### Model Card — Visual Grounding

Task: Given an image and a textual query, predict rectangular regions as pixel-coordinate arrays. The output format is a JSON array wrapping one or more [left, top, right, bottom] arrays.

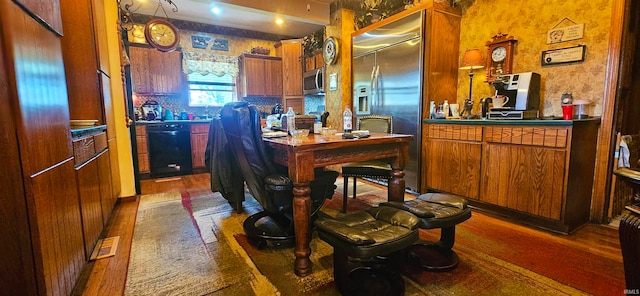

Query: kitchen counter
[[135, 119, 212, 125], [423, 119, 600, 234], [423, 117, 600, 125]]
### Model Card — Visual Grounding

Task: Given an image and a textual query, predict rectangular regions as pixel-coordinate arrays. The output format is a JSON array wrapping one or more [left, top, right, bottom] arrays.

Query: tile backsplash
[[134, 94, 282, 119]]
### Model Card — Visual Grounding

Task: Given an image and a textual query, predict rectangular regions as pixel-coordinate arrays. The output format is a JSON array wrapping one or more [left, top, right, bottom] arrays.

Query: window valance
[[182, 52, 238, 77]]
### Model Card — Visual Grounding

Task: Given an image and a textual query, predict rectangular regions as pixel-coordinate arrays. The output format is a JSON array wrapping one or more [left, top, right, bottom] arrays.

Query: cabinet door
[[284, 97, 304, 114], [149, 49, 183, 93], [425, 139, 482, 199], [243, 56, 266, 96], [481, 143, 566, 220], [190, 124, 210, 169], [129, 47, 152, 93], [281, 43, 303, 96], [265, 59, 283, 97], [76, 158, 104, 259], [97, 150, 114, 226]]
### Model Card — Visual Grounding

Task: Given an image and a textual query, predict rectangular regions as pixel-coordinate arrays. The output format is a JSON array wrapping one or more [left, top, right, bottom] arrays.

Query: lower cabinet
[[76, 155, 103, 259], [72, 129, 114, 259], [136, 125, 149, 173], [423, 120, 600, 234], [190, 123, 209, 169]]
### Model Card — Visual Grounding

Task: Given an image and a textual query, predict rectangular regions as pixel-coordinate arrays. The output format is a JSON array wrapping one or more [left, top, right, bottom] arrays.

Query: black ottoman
[[314, 207, 419, 296], [381, 192, 471, 271]]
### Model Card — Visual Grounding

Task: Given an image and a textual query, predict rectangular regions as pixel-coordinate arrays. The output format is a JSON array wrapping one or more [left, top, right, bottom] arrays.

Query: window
[[187, 73, 236, 106]]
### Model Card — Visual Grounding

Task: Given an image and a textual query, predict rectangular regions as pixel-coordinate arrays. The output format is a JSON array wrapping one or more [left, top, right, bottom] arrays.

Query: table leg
[[389, 168, 405, 202], [292, 182, 312, 276]]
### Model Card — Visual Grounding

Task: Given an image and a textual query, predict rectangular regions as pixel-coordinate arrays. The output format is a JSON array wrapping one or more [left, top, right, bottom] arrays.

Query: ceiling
[[123, 0, 335, 38]]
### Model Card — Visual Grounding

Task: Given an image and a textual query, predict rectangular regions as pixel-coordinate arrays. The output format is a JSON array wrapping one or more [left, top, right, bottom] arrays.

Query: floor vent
[[89, 236, 120, 261]]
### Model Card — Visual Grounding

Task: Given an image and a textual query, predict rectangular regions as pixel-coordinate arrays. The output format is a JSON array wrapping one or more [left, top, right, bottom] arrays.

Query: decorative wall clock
[[485, 32, 517, 82], [323, 36, 339, 65], [144, 18, 180, 52]]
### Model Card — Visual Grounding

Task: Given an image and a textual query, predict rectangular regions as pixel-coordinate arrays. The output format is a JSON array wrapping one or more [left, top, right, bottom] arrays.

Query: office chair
[[341, 115, 393, 212], [220, 102, 338, 249]]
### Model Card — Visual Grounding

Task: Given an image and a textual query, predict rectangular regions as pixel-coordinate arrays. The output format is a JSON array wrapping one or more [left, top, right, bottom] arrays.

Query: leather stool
[[380, 192, 471, 271], [314, 207, 419, 296]]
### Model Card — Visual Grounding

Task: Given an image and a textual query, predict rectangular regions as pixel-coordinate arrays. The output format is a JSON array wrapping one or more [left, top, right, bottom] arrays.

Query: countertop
[[135, 119, 212, 125], [71, 125, 107, 138], [423, 117, 601, 126]]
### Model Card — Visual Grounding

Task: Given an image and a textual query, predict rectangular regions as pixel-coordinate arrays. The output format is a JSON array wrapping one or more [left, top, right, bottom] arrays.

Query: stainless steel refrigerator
[[352, 10, 424, 192]]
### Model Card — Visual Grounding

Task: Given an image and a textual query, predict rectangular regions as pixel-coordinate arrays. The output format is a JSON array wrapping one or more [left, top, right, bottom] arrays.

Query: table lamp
[[459, 49, 485, 102]]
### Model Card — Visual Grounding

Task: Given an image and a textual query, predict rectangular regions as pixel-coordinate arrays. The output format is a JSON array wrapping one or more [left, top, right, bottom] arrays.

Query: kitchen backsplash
[[134, 94, 283, 119]]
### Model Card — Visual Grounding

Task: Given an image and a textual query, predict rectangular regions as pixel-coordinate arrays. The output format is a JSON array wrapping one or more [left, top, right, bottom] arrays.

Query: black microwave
[[303, 67, 325, 95]]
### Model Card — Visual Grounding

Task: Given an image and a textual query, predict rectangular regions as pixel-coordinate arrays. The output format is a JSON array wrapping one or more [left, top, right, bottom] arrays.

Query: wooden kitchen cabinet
[[304, 51, 324, 72], [190, 123, 210, 169], [129, 46, 184, 94], [76, 153, 103, 259], [424, 124, 482, 199], [136, 125, 150, 173], [423, 120, 600, 234], [238, 53, 283, 97], [276, 39, 303, 97]]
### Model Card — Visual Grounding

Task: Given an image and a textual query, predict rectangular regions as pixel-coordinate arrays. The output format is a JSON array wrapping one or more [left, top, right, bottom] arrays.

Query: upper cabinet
[[275, 39, 303, 97], [60, 0, 108, 123], [304, 51, 324, 72], [129, 46, 184, 94], [238, 53, 283, 98]]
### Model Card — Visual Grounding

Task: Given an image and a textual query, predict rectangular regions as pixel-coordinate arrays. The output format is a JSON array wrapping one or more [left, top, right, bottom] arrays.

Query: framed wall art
[[211, 39, 229, 51], [191, 35, 211, 49]]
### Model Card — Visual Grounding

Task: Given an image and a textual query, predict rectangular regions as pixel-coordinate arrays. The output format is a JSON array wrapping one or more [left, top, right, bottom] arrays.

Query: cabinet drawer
[[485, 126, 568, 148], [94, 132, 107, 152], [73, 137, 95, 165], [427, 124, 482, 142]]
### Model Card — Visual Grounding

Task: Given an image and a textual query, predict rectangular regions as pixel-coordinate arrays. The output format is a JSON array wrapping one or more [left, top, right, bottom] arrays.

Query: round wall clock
[[323, 36, 339, 65], [144, 18, 180, 52], [485, 33, 517, 82]]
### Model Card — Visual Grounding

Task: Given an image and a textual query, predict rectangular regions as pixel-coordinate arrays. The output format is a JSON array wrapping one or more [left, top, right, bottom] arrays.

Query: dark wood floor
[[72, 173, 625, 295]]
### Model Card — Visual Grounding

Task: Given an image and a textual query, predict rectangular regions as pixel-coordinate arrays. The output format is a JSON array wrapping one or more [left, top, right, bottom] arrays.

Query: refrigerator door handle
[[370, 65, 376, 105], [374, 65, 380, 107]]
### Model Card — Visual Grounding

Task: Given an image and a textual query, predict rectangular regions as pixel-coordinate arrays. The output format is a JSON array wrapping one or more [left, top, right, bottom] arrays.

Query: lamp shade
[[459, 49, 484, 70]]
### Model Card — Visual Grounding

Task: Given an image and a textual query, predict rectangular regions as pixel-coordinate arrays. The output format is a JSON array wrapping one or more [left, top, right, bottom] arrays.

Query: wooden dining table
[[262, 132, 413, 277]]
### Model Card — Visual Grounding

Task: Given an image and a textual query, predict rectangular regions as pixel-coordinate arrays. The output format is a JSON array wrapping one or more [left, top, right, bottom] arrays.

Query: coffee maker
[[488, 72, 541, 119]]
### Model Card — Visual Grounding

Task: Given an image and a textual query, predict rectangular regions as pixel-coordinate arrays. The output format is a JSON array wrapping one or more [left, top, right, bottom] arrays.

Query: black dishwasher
[[147, 123, 193, 178]]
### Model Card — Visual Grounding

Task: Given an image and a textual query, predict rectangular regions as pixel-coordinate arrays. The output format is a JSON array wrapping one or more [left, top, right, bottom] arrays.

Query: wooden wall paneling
[[423, 7, 461, 114], [29, 160, 85, 296], [91, 0, 110, 75], [591, 0, 625, 222], [0, 3, 37, 293]]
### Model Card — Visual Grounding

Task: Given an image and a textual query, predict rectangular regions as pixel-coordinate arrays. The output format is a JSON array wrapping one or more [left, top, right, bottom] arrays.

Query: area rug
[[125, 188, 605, 295], [124, 189, 275, 295]]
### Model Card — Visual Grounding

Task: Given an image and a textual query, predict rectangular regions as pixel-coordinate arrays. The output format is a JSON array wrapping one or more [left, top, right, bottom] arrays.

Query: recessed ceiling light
[[275, 18, 284, 25], [211, 6, 221, 15]]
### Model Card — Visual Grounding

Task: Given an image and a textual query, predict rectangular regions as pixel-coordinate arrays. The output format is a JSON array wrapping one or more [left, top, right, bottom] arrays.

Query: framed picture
[[191, 35, 211, 49], [541, 45, 586, 66], [211, 39, 229, 51]]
